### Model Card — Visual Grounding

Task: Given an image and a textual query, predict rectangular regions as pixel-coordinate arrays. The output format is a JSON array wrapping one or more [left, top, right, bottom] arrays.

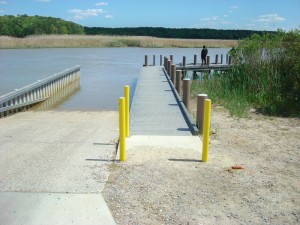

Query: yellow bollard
[[202, 99, 212, 162], [124, 85, 130, 138], [119, 97, 126, 161]]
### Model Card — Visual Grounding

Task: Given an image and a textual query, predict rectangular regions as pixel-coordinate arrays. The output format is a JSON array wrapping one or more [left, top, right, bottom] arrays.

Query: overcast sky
[[0, 0, 299, 30]]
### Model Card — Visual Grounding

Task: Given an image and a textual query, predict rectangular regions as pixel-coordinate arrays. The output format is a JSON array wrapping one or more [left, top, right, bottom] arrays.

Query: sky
[[0, 0, 299, 31]]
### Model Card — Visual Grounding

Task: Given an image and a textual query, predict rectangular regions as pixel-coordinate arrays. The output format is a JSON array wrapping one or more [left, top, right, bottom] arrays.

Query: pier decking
[[176, 64, 231, 72], [130, 66, 194, 136]]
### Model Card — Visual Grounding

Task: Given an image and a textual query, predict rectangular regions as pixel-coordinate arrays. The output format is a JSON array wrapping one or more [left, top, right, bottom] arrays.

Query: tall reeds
[[0, 35, 237, 49], [192, 30, 300, 117]]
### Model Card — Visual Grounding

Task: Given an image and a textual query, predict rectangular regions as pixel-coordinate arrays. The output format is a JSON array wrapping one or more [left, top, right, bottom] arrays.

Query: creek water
[[0, 47, 230, 111]]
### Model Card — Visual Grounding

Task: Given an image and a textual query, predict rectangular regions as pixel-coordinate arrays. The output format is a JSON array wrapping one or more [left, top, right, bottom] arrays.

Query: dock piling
[[167, 60, 171, 76], [183, 78, 191, 110], [197, 94, 208, 134], [194, 55, 197, 65], [171, 64, 176, 85], [144, 55, 148, 67], [215, 54, 218, 64], [176, 70, 182, 96], [207, 56, 210, 65]]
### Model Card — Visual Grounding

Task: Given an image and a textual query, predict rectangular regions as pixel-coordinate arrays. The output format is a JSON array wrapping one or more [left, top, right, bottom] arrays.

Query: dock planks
[[130, 66, 192, 136]]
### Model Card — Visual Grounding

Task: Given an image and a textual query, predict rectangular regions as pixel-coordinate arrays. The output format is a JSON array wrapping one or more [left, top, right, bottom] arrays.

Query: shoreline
[[0, 35, 238, 49]]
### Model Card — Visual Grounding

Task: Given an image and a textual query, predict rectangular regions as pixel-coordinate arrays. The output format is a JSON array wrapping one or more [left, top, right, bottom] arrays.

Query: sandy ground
[[102, 99, 300, 224]]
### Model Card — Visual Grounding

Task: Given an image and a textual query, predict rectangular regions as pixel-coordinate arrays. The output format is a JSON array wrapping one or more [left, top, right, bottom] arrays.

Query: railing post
[[221, 54, 223, 64], [229, 56, 232, 65], [226, 54, 229, 64], [183, 56, 186, 66], [183, 78, 191, 110], [170, 55, 173, 64], [153, 55, 155, 66], [207, 56, 210, 65], [194, 54, 197, 65], [197, 94, 208, 134], [176, 70, 182, 96], [171, 64, 176, 85]]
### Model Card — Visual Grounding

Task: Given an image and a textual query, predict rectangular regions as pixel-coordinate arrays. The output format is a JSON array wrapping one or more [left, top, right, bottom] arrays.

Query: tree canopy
[[84, 26, 269, 40], [0, 15, 85, 37], [0, 15, 274, 39]]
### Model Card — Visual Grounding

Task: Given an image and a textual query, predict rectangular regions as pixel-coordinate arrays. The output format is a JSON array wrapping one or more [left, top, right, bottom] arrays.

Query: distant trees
[[84, 27, 269, 40], [0, 15, 85, 37], [0, 15, 273, 40]]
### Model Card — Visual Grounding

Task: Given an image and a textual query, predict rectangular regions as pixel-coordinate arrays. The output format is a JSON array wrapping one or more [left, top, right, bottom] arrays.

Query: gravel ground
[[103, 100, 300, 224]]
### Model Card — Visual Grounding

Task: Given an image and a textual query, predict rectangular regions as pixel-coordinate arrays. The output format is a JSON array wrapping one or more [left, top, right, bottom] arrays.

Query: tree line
[[0, 15, 273, 39], [84, 27, 269, 40], [0, 15, 85, 37]]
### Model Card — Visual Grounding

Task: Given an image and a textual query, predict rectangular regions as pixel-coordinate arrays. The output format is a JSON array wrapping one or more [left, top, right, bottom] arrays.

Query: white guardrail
[[0, 65, 80, 117]]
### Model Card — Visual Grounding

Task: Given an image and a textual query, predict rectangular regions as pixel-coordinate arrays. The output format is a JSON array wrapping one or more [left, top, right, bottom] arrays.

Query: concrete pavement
[[0, 111, 118, 224]]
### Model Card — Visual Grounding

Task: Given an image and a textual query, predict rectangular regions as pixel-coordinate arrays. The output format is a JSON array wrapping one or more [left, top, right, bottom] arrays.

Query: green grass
[[191, 30, 300, 117]]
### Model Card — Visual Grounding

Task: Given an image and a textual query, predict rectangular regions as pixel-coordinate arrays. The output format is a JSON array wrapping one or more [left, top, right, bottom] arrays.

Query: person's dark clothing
[[201, 46, 208, 65]]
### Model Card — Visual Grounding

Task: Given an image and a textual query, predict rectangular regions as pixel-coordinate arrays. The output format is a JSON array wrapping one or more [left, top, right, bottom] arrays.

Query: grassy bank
[[0, 35, 238, 49], [191, 30, 300, 117]]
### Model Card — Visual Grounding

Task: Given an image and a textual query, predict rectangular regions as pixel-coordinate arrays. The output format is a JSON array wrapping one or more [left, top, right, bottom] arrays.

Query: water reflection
[[32, 80, 80, 111]]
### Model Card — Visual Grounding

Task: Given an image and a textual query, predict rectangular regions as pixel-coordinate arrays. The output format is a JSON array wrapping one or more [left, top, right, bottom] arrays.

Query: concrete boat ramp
[[0, 66, 201, 224]]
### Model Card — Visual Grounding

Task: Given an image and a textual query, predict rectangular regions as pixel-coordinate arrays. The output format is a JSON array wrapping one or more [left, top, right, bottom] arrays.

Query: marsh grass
[[191, 30, 300, 117], [0, 35, 238, 49]]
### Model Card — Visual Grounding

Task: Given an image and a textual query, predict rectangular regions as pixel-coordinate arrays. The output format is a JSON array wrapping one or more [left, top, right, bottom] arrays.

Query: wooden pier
[[130, 66, 198, 136], [176, 63, 231, 72]]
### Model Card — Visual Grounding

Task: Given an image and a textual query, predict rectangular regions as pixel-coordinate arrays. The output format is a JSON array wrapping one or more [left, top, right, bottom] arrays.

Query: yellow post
[[119, 97, 126, 161], [124, 85, 130, 137], [202, 99, 212, 162]]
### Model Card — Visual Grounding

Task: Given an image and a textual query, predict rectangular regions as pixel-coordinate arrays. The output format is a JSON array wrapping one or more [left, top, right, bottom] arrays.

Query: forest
[[0, 15, 272, 39], [84, 27, 268, 40], [0, 15, 85, 37]]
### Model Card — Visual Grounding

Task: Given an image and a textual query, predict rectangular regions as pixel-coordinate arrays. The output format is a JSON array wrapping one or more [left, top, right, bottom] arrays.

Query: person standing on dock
[[201, 45, 208, 65]]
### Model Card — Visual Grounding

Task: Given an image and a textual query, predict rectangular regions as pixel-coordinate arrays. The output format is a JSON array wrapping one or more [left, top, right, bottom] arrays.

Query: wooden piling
[[144, 55, 148, 67], [171, 64, 176, 85], [194, 54, 197, 65], [170, 55, 174, 64], [215, 54, 218, 64], [183, 78, 191, 111], [183, 56, 186, 66], [197, 94, 208, 134], [167, 60, 171, 76], [176, 70, 182, 96]]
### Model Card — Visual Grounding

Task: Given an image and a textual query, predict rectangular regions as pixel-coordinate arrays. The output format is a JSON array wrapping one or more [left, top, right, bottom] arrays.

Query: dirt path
[[103, 101, 300, 224]]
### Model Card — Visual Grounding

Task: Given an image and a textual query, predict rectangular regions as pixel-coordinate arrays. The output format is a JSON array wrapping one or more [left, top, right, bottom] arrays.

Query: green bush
[[192, 30, 300, 117]]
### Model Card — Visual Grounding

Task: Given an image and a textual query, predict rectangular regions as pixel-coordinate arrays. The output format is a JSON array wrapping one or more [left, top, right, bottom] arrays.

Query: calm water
[[0, 48, 230, 110]]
